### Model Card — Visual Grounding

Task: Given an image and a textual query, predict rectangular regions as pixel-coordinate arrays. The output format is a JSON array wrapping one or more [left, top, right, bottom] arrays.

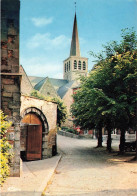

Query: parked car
[[124, 141, 136, 152]]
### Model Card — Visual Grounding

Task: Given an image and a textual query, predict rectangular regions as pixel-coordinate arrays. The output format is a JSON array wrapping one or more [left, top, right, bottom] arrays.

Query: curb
[[40, 154, 62, 196], [57, 130, 93, 139]]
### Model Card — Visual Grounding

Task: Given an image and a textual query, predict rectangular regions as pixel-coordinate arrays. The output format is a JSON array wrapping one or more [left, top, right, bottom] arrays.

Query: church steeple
[[63, 10, 88, 81], [70, 13, 80, 57]]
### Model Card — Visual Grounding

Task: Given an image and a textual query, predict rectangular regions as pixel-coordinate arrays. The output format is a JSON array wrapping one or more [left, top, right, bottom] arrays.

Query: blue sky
[[20, 0, 137, 78]]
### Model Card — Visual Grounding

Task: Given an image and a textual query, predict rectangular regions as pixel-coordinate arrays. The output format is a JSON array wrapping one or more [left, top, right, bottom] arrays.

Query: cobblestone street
[[44, 135, 137, 196]]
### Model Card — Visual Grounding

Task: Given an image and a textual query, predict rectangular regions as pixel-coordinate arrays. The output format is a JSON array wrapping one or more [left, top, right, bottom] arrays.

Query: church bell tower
[[63, 12, 88, 81]]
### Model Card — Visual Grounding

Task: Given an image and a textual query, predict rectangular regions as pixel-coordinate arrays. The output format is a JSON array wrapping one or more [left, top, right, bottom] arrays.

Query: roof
[[57, 80, 77, 98], [48, 78, 68, 90], [70, 13, 80, 57], [28, 76, 45, 87], [34, 77, 68, 91]]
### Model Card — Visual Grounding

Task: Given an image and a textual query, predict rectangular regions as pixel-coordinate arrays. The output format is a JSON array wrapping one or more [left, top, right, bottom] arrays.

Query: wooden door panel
[[22, 113, 42, 125], [26, 125, 42, 161]]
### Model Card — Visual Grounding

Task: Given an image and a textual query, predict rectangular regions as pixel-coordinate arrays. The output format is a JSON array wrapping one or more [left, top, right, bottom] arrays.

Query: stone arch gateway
[[20, 95, 58, 160], [21, 107, 49, 133], [20, 107, 49, 161]]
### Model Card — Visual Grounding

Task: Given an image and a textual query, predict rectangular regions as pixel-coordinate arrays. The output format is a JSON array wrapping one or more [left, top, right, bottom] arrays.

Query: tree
[[52, 97, 67, 127], [71, 28, 137, 153]]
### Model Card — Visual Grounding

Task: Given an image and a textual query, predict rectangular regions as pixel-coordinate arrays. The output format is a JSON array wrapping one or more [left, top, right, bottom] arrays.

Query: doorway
[[21, 113, 42, 161]]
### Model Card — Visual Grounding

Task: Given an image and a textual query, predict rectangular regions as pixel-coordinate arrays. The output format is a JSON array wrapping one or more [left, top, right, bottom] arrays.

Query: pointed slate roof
[[70, 13, 80, 57], [57, 80, 80, 99], [34, 77, 68, 91], [28, 76, 45, 87], [33, 77, 69, 97]]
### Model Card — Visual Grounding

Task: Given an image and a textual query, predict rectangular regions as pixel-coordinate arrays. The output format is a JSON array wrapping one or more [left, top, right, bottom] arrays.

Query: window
[[83, 61, 86, 70], [69, 61, 70, 71], [65, 63, 66, 72], [67, 62, 68, 71], [74, 60, 77, 69], [78, 61, 81, 70]]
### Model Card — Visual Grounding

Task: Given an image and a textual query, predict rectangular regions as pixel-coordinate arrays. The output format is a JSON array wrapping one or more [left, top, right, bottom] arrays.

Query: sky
[[20, 0, 137, 78]]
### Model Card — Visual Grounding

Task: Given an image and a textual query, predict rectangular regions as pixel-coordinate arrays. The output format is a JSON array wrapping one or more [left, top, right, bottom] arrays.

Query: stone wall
[[20, 95, 57, 158], [20, 65, 34, 96], [62, 81, 79, 128], [1, 0, 21, 177]]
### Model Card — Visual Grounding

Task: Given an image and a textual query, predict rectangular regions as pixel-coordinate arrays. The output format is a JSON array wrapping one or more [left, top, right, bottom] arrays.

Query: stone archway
[[20, 107, 49, 160]]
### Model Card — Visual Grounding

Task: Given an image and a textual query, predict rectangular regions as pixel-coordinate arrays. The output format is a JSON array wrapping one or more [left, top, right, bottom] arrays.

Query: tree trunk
[[107, 129, 112, 152], [97, 127, 103, 147], [119, 128, 125, 154]]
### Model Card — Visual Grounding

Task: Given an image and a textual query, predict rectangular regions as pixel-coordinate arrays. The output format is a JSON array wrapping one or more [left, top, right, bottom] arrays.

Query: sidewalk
[[1, 154, 61, 196]]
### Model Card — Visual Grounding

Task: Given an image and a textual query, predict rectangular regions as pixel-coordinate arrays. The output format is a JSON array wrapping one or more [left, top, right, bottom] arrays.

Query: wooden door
[[26, 125, 42, 161], [22, 113, 42, 161]]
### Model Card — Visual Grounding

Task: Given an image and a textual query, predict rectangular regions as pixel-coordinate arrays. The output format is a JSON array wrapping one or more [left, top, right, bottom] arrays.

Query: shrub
[[0, 153, 10, 185], [0, 110, 12, 186]]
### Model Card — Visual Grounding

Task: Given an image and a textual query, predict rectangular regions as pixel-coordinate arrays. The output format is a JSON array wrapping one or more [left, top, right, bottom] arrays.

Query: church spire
[[70, 12, 81, 57]]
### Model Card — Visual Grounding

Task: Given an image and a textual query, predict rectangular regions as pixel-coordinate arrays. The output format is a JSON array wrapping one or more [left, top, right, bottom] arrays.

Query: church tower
[[63, 13, 88, 81]]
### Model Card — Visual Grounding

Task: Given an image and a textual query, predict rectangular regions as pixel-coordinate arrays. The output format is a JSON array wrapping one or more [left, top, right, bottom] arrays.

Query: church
[[21, 12, 88, 128]]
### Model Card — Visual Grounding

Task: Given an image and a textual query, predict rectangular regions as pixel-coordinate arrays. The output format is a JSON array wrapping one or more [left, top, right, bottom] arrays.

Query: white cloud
[[31, 17, 53, 27], [27, 33, 70, 50], [20, 56, 63, 78]]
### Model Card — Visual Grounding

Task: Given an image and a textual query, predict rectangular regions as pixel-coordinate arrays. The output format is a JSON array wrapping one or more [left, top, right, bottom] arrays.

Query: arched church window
[[83, 61, 86, 70], [74, 60, 77, 69], [78, 61, 81, 70], [69, 61, 70, 71], [65, 63, 66, 72], [67, 62, 68, 71]]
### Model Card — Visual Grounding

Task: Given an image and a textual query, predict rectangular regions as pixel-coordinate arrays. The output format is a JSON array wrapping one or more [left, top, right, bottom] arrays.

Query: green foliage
[[31, 90, 52, 101], [0, 154, 10, 185], [52, 97, 67, 127], [71, 28, 137, 132], [31, 91, 67, 127], [0, 110, 12, 186]]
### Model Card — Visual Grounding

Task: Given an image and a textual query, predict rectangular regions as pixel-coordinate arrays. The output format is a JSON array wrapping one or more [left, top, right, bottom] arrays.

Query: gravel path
[[44, 135, 137, 196]]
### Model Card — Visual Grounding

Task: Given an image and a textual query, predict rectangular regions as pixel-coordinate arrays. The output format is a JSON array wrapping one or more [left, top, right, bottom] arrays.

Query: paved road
[[44, 135, 137, 196]]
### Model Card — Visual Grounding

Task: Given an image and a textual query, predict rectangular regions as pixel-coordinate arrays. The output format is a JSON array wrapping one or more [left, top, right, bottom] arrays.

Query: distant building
[[26, 12, 88, 128]]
